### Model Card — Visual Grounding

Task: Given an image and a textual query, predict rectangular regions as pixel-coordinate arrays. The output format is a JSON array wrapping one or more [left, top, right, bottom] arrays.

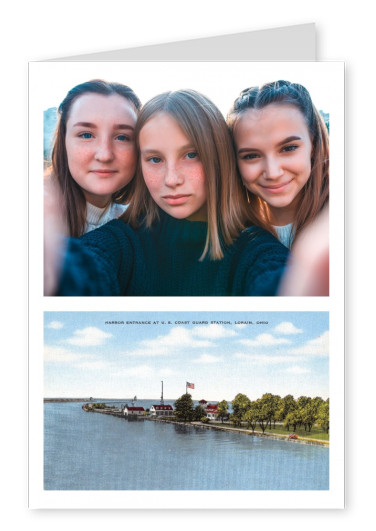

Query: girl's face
[[139, 112, 207, 221], [65, 93, 138, 208], [234, 103, 312, 225]]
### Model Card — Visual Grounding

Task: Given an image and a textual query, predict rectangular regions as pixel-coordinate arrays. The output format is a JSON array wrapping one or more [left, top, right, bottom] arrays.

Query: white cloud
[[239, 333, 291, 347], [114, 365, 154, 377], [192, 324, 236, 339], [285, 366, 311, 374], [235, 323, 247, 329], [289, 331, 329, 356], [46, 321, 64, 329], [44, 345, 95, 364], [234, 352, 299, 365], [75, 361, 108, 370], [193, 354, 221, 364], [66, 327, 113, 347], [44, 345, 77, 362], [274, 322, 303, 335], [127, 326, 214, 356]]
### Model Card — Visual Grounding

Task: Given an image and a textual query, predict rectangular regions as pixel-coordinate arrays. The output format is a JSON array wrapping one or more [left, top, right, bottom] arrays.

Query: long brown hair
[[122, 89, 252, 260], [227, 80, 329, 245], [50, 79, 141, 237]]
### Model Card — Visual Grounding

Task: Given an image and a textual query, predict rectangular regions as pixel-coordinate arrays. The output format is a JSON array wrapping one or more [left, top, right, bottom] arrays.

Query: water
[[44, 401, 329, 490]]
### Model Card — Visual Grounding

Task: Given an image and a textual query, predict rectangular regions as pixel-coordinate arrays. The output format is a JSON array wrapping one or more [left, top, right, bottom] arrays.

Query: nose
[[95, 137, 114, 162], [264, 156, 284, 180], [164, 161, 184, 187]]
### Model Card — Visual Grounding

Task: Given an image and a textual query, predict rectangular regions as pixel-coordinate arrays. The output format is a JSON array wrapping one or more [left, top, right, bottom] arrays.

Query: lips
[[91, 169, 118, 178], [260, 180, 293, 193], [162, 194, 191, 205]]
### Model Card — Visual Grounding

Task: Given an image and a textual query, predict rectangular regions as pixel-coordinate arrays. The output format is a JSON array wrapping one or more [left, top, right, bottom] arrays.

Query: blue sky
[[44, 311, 329, 401]]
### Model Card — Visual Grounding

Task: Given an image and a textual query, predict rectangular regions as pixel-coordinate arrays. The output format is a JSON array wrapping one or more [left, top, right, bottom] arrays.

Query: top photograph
[[33, 61, 343, 297]]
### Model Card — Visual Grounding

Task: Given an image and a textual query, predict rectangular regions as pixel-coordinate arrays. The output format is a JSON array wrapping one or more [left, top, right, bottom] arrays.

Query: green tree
[[217, 400, 229, 423], [231, 393, 251, 427], [193, 405, 206, 421], [281, 394, 297, 421], [260, 393, 282, 428], [317, 399, 329, 433], [174, 393, 194, 422], [243, 401, 259, 432]]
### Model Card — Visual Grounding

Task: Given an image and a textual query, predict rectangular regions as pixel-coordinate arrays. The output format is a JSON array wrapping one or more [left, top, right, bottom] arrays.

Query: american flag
[[186, 382, 195, 389]]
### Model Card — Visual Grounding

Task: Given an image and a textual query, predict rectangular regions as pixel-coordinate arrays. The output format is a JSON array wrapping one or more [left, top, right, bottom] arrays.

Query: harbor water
[[44, 401, 329, 490]]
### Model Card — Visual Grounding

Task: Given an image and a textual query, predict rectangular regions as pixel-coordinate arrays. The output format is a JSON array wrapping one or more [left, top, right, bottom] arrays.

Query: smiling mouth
[[261, 180, 293, 193]]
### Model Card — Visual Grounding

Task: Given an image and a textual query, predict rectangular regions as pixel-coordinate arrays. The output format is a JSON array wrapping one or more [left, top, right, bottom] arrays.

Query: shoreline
[[85, 406, 329, 447]]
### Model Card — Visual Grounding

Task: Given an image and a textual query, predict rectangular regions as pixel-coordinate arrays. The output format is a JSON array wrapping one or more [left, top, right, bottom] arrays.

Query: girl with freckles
[[47, 89, 289, 296], [227, 80, 329, 249], [48, 79, 141, 237]]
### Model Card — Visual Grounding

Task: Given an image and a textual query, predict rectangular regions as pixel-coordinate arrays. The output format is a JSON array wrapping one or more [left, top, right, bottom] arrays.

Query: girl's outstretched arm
[[278, 207, 329, 296]]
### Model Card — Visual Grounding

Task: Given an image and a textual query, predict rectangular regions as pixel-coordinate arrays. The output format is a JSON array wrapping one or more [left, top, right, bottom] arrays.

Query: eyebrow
[[141, 144, 195, 155], [72, 121, 134, 130], [237, 135, 302, 154]]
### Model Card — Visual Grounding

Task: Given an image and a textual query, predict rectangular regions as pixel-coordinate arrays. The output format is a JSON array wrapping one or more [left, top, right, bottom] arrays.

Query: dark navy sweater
[[58, 212, 289, 296]]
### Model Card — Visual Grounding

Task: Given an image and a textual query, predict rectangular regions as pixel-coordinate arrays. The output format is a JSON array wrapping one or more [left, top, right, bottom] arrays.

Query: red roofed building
[[206, 404, 218, 420], [150, 404, 174, 417]]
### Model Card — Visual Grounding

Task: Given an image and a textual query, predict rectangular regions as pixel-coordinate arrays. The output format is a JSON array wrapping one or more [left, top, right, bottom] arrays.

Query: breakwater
[[83, 405, 328, 447]]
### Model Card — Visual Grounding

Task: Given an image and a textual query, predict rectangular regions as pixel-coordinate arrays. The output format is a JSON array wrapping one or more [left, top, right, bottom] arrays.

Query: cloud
[[127, 326, 214, 356], [75, 361, 108, 370], [44, 345, 94, 364], [192, 324, 236, 339], [235, 323, 247, 329], [65, 327, 113, 347], [289, 331, 329, 356], [114, 365, 154, 377], [239, 333, 291, 347], [274, 322, 303, 335], [193, 354, 221, 364], [46, 321, 64, 329], [234, 352, 298, 365], [285, 366, 311, 374]]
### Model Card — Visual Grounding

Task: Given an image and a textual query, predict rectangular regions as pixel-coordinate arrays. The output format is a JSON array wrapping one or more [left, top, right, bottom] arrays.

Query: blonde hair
[[227, 80, 329, 245], [123, 89, 252, 260]]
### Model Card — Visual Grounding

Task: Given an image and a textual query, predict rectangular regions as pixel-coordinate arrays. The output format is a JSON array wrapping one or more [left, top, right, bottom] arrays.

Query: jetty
[[81, 404, 328, 447]]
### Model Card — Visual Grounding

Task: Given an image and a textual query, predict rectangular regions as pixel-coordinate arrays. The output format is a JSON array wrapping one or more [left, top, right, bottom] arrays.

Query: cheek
[[119, 148, 137, 174], [238, 162, 258, 185], [66, 142, 91, 172], [142, 164, 163, 193]]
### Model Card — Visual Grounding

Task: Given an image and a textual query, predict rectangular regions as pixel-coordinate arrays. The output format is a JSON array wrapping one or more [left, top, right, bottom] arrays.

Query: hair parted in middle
[[227, 79, 329, 244], [122, 89, 254, 260]]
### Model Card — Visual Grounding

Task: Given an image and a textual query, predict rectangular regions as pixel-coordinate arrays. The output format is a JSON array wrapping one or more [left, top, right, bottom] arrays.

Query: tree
[[174, 393, 194, 422], [231, 393, 251, 427], [317, 399, 329, 433], [260, 393, 282, 428], [216, 400, 229, 423], [193, 405, 206, 421], [243, 401, 259, 432]]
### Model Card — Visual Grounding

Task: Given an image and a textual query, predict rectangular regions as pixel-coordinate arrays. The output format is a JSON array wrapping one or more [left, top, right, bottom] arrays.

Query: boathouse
[[123, 406, 145, 417], [150, 404, 174, 417]]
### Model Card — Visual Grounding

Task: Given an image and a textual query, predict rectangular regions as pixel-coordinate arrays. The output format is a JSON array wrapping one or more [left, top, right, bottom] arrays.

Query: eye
[[282, 144, 299, 153], [186, 151, 198, 160], [78, 132, 93, 139], [116, 134, 131, 142], [149, 156, 162, 164], [241, 152, 260, 161]]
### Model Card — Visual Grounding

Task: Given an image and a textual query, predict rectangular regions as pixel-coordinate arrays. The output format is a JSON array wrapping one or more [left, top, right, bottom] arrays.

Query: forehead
[[140, 112, 191, 144], [235, 103, 309, 140], [67, 93, 137, 123]]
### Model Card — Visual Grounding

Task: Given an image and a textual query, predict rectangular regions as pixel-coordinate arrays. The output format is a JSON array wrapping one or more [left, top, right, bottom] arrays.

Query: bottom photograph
[[43, 311, 329, 492]]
